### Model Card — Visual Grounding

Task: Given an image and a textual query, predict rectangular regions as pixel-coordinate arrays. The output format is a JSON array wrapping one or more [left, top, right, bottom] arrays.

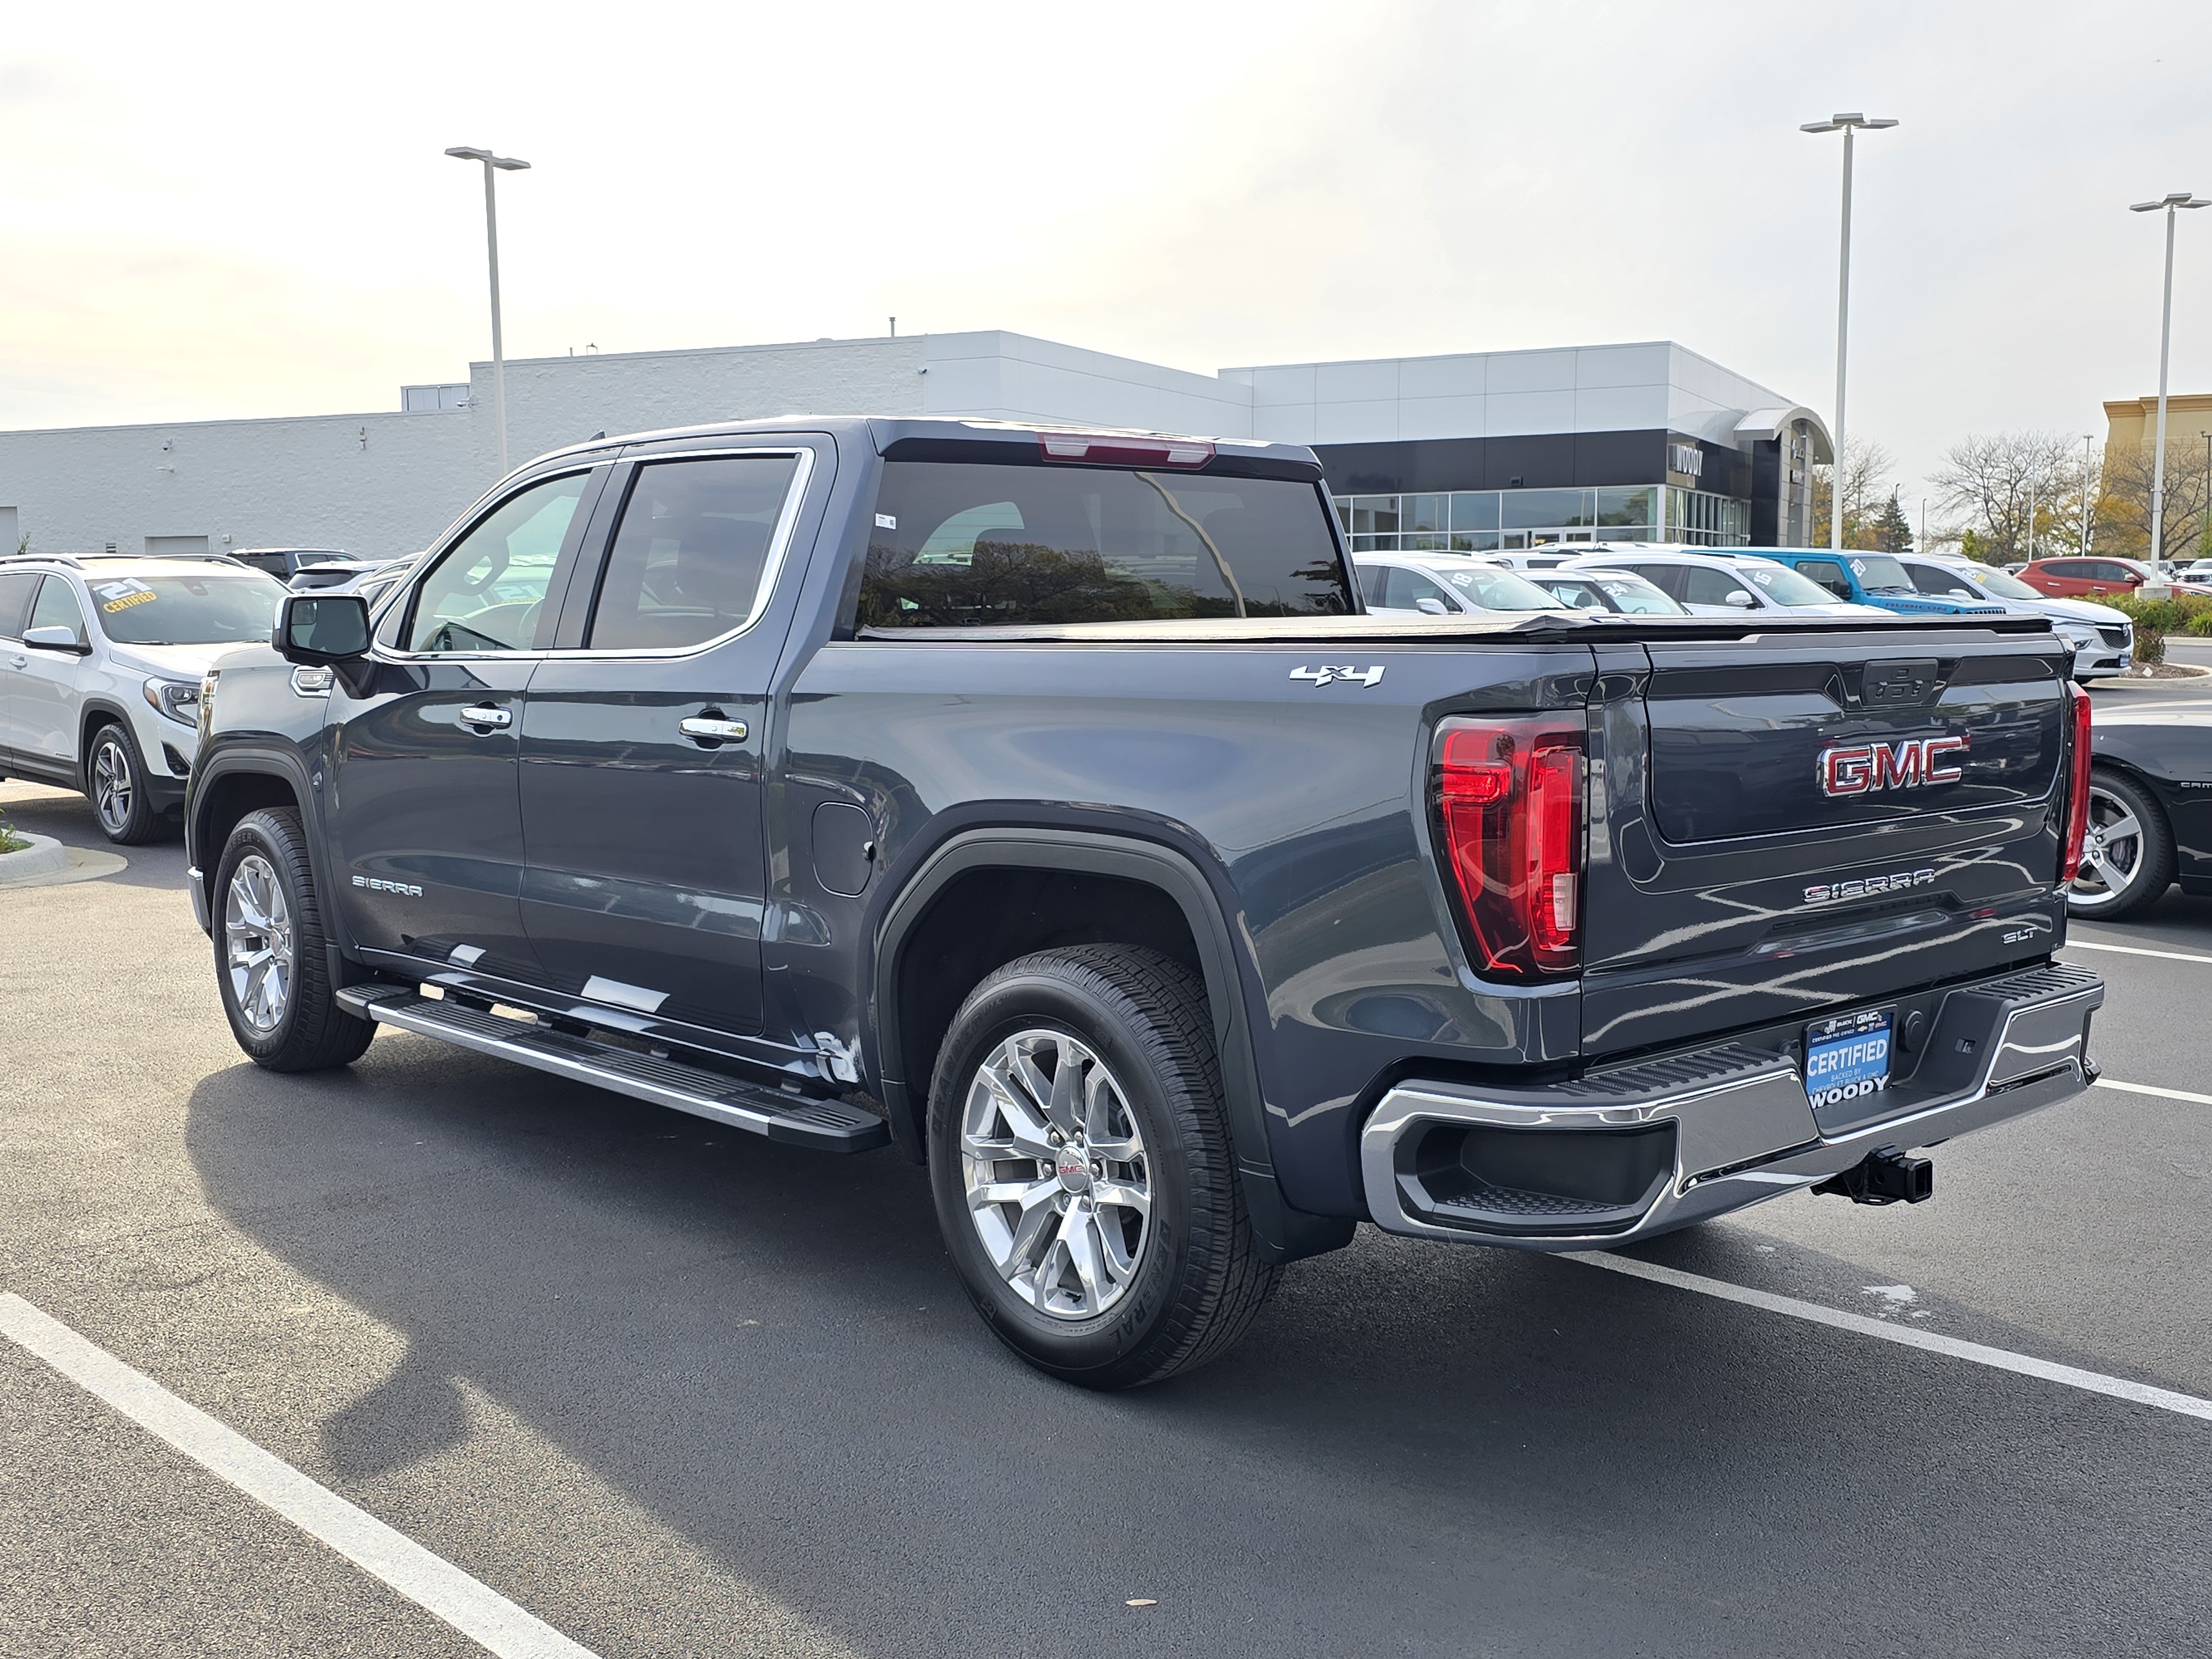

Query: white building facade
[[0, 331, 1829, 562]]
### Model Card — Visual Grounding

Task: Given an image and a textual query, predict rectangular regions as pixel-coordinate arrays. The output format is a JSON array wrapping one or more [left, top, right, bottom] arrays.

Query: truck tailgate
[[1580, 627, 2072, 1057]]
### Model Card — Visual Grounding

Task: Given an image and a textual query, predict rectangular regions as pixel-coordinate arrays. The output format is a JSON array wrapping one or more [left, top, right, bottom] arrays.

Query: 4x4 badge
[[1291, 665, 1384, 687]]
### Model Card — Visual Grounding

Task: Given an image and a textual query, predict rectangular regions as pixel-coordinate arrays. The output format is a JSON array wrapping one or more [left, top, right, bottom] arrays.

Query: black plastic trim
[[870, 824, 1354, 1263]]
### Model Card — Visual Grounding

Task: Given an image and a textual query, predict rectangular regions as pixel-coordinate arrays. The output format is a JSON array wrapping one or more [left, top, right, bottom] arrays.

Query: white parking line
[[2095, 1078, 2212, 1107], [1568, 1253, 2212, 1424], [0, 1292, 600, 1659], [2063, 940, 2212, 966]]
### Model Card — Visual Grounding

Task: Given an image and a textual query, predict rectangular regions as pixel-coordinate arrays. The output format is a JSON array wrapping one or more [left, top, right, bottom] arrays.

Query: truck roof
[[523, 415, 1325, 481]]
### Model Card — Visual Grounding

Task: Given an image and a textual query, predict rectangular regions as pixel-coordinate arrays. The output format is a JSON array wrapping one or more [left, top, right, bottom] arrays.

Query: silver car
[[1899, 554, 2131, 680]]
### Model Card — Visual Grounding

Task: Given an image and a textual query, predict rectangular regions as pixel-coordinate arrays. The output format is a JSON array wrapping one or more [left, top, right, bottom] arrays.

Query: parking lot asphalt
[[4, 747, 2210, 1659]]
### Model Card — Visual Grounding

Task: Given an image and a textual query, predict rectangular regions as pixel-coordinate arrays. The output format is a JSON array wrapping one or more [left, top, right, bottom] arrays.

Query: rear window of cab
[[856, 461, 1354, 627]]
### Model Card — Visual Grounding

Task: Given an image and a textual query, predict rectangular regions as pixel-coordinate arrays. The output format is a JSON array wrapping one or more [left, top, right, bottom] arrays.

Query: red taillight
[[1037, 431, 1214, 468], [1436, 716, 1585, 978], [2059, 680, 2093, 884]]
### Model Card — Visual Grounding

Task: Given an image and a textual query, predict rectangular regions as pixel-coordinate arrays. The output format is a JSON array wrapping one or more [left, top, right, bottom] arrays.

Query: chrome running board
[[337, 985, 887, 1154]]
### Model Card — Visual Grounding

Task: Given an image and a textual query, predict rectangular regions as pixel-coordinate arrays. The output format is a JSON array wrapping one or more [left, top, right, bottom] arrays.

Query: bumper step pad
[[336, 985, 887, 1154]]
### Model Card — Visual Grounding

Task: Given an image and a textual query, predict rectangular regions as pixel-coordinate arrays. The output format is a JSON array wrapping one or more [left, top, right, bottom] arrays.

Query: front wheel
[[2067, 769, 2175, 921], [213, 806, 375, 1071], [87, 721, 163, 844], [927, 945, 1279, 1390]]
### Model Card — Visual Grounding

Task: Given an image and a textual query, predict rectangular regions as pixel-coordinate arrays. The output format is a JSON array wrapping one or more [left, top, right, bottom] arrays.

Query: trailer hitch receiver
[[1812, 1143, 1933, 1206]]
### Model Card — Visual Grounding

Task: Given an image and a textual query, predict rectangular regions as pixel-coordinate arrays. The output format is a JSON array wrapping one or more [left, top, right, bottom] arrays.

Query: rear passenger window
[[857, 461, 1353, 627], [587, 456, 801, 651]]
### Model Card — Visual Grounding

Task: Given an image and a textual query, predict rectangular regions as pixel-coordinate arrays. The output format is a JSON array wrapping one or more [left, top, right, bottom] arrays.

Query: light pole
[[1802, 112, 1898, 552], [446, 145, 532, 477], [2128, 190, 2209, 564], [2082, 434, 2095, 557]]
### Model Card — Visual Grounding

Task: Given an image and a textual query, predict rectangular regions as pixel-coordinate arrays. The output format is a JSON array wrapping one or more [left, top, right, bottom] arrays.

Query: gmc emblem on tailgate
[[1817, 734, 1969, 798]]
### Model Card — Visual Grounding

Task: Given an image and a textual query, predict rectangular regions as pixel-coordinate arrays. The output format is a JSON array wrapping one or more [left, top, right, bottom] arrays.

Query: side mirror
[[23, 624, 88, 654], [1724, 590, 1757, 608], [274, 593, 371, 665], [1415, 597, 1449, 615]]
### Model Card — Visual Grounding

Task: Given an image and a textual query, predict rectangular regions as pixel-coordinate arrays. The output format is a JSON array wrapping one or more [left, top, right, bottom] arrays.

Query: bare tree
[[2097, 438, 2211, 565], [1928, 432, 2089, 563], [1808, 438, 1895, 549]]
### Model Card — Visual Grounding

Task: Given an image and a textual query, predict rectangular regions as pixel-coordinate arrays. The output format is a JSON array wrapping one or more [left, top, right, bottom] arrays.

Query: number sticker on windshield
[[94, 578, 156, 614]]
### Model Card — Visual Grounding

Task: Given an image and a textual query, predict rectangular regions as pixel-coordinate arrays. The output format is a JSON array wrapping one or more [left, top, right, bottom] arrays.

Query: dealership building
[[0, 331, 1830, 562]]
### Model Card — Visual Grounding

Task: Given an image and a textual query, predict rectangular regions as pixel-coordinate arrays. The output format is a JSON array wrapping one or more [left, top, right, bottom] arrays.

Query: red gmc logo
[[1818, 734, 1969, 797]]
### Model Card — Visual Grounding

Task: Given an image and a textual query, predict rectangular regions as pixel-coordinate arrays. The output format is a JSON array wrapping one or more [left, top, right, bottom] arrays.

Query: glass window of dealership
[[1314, 426, 1798, 552], [1334, 484, 1749, 552]]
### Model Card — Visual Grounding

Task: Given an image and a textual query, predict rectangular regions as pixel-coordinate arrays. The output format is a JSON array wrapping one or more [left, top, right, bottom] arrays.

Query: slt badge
[[1291, 665, 1385, 687]]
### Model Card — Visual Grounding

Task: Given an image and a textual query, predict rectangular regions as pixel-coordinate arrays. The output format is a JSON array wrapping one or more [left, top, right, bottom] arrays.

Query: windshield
[[86, 572, 284, 645], [1432, 564, 1566, 612], [1965, 566, 2039, 601], [1587, 573, 1682, 614], [1843, 554, 1913, 594], [1740, 564, 1841, 607]]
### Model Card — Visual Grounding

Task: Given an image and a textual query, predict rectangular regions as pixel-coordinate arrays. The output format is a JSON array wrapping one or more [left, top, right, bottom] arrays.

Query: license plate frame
[[1803, 1008, 1894, 1111]]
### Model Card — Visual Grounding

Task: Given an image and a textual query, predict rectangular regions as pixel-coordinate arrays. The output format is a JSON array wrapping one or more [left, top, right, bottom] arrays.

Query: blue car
[[1736, 548, 2007, 618]]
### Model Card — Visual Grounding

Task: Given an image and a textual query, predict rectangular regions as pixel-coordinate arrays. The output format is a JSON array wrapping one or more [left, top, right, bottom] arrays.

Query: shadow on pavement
[[185, 1031, 2212, 1659]]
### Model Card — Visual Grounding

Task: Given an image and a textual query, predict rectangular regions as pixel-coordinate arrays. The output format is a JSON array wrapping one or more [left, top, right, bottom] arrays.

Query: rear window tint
[[857, 462, 1352, 628]]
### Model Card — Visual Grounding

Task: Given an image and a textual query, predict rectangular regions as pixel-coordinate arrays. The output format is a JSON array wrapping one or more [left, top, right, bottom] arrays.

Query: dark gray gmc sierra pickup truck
[[186, 416, 2106, 1388]]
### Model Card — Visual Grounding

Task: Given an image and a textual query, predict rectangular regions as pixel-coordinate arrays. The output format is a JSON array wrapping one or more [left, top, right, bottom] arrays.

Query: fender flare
[[76, 697, 144, 782], [869, 825, 1352, 1263], [189, 745, 357, 984]]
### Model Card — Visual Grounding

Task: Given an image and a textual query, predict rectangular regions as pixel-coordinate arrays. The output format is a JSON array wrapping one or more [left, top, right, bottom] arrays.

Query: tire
[[212, 806, 375, 1071], [85, 721, 164, 845], [927, 945, 1280, 1389], [2067, 768, 2176, 922]]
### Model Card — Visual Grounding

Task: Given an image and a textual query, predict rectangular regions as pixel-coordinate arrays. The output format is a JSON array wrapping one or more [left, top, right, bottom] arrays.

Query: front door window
[[404, 473, 589, 654]]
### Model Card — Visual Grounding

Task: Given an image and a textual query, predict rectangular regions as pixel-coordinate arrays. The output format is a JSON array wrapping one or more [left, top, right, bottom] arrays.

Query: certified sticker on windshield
[[94, 578, 156, 614], [1803, 1008, 1892, 1110]]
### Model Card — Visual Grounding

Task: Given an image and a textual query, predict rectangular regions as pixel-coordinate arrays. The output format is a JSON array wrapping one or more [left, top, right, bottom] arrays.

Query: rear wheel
[[2067, 769, 2174, 921], [213, 807, 375, 1070], [927, 945, 1279, 1389], [87, 721, 163, 845]]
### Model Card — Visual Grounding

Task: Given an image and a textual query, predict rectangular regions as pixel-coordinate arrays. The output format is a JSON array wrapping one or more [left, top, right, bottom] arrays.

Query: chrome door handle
[[679, 717, 748, 743], [458, 705, 512, 729]]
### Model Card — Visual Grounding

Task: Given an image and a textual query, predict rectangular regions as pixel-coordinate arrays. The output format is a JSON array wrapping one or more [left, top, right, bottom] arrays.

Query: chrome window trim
[[374, 446, 816, 665]]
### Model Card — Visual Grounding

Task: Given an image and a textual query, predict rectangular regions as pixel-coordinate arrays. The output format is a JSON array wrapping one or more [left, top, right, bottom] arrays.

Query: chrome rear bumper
[[1360, 962, 2103, 1249]]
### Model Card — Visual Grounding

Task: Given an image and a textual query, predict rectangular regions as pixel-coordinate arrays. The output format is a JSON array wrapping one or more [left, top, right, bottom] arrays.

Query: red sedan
[[2018, 556, 2170, 600]]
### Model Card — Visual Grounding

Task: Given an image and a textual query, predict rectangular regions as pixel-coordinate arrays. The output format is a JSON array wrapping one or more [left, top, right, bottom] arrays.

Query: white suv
[[1560, 548, 1889, 618], [0, 554, 286, 842]]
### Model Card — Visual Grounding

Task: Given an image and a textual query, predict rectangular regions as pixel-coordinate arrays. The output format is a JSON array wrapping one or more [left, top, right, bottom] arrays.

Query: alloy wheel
[[91, 737, 134, 837], [225, 854, 296, 1032], [960, 1029, 1152, 1320], [2069, 783, 2146, 911]]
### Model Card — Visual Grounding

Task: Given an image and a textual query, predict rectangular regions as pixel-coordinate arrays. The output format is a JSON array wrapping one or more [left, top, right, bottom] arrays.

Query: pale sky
[[3, 0, 2209, 505]]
